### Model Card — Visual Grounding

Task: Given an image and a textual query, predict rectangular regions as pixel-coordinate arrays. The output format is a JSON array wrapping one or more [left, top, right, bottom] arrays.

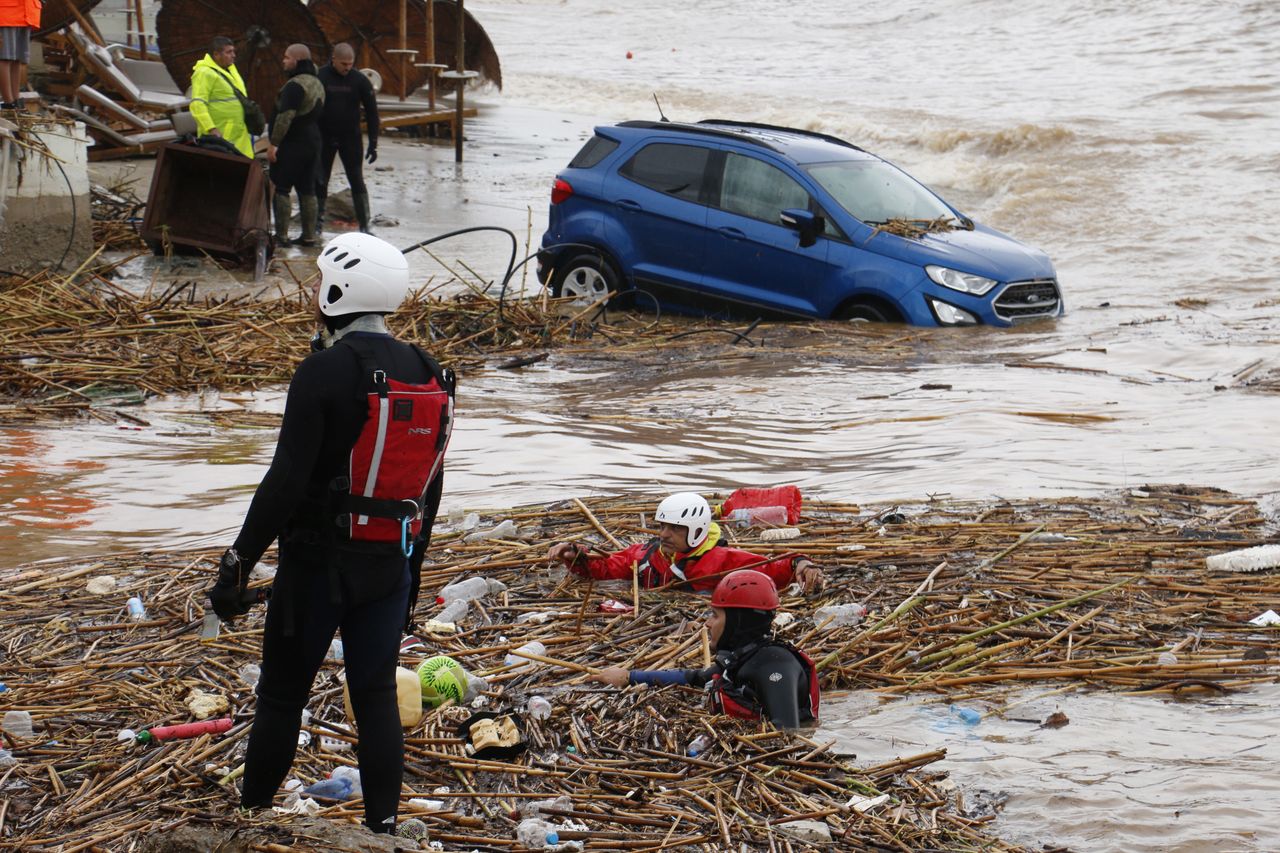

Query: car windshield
[[807, 160, 954, 224]]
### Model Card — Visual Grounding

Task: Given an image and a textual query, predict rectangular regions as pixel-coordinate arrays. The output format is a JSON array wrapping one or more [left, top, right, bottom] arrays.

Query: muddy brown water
[[7, 0, 1280, 847]]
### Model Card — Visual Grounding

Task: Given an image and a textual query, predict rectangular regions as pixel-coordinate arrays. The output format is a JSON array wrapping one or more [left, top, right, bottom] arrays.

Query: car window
[[806, 159, 953, 224], [619, 143, 709, 202], [569, 134, 619, 169], [719, 153, 812, 224]]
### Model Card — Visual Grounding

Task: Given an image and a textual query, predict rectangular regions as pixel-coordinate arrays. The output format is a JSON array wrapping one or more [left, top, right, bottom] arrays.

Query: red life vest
[[710, 642, 820, 724], [335, 340, 454, 552]]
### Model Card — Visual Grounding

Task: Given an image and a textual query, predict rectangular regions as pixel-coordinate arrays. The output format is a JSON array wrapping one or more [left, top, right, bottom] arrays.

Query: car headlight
[[928, 298, 977, 326], [925, 265, 998, 296]]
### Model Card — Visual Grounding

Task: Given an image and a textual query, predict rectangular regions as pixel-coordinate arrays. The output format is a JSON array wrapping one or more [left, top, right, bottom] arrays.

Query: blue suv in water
[[537, 120, 1061, 326]]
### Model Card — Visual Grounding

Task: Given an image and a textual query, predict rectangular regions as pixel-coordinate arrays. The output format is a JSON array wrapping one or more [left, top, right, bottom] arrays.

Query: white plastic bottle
[[437, 576, 490, 605], [503, 640, 547, 671], [520, 793, 571, 817], [527, 696, 552, 721], [126, 596, 146, 621]]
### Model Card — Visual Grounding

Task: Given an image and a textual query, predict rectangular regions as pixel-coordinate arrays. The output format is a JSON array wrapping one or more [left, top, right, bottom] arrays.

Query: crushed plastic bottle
[[327, 638, 345, 662], [686, 734, 711, 757], [949, 705, 982, 726], [503, 640, 546, 671], [726, 505, 789, 526], [1157, 651, 1178, 666], [461, 671, 489, 703], [297, 709, 313, 747], [126, 596, 146, 621], [239, 663, 261, 688], [527, 696, 553, 721], [0, 749, 15, 769], [520, 794, 571, 818], [813, 603, 867, 629], [2, 710, 34, 739], [117, 728, 136, 742], [515, 818, 560, 849]]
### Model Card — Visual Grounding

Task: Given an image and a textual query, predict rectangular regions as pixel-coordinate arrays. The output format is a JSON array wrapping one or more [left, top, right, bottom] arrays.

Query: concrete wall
[[0, 120, 93, 273]]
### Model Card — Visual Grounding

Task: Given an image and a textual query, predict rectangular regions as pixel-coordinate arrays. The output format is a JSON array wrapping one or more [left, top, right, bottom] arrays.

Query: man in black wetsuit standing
[[268, 44, 326, 247], [588, 570, 820, 729], [316, 42, 380, 234], [209, 232, 454, 834]]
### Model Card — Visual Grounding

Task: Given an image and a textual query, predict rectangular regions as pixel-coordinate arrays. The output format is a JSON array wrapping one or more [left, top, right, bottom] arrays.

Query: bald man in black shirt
[[316, 43, 380, 234]]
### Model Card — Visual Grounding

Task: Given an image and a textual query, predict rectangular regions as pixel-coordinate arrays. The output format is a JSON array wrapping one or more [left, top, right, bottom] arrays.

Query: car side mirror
[[780, 208, 823, 248]]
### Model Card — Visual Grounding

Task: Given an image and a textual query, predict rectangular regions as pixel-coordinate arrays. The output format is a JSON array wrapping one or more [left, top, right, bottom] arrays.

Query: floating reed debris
[[869, 216, 972, 240], [0, 267, 927, 425], [0, 487, 1275, 850]]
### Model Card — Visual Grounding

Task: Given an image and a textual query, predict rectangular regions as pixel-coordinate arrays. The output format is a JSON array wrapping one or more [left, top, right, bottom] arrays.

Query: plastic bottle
[[1157, 651, 1178, 666], [239, 663, 261, 688], [515, 818, 560, 849], [813, 603, 867, 628], [0, 749, 15, 769], [463, 519, 520, 543], [719, 485, 802, 525], [686, 733, 711, 757], [328, 638, 344, 662], [527, 696, 552, 721], [303, 775, 354, 801], [503, 640, 546, 671], [2, 710, 34, 739], [520, 794, 572, 818], [949, 705, 982, 726], [437, 598, 470, 625], [126, 596, 146, 621], [437, 576, 507, 606], [462, 671, 488, 703], [727, 505, 789, 526]]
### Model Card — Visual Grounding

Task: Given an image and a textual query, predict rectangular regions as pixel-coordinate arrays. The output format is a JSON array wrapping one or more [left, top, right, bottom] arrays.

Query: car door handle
[[717, 226, 747, 240], [615, 199, 642, 211]]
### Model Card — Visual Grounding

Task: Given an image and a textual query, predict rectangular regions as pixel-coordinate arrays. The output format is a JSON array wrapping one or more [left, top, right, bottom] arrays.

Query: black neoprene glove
[[208, 548, 253, 621], [365, 142, 378, 164]]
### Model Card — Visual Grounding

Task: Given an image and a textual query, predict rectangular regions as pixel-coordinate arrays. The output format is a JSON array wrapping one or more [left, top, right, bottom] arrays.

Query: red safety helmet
[[711, 570, 779, 611]]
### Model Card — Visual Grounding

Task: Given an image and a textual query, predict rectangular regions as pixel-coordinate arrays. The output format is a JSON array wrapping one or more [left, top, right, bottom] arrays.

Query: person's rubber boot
[[315, 193, 326, 237], [297, 195, 320, 247], [272, 193, 293, 247], [353, 190, 372, 234]]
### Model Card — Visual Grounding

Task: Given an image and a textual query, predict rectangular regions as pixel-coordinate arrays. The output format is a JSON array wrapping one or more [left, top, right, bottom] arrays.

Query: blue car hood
[[861, 222, 1055, 282]]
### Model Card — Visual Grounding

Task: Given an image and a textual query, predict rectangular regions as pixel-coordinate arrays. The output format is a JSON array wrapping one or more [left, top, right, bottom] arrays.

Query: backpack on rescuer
[[332, 338, 455, 555]]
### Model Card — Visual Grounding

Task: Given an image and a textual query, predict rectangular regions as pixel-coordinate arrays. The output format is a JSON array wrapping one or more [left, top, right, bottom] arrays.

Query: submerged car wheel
[[551, 253, 619, 303], [836, 301, 895, 323]]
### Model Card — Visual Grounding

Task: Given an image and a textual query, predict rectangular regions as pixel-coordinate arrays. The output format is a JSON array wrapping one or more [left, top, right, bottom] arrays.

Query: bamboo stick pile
[[0, 267, 925, 425], [0, 487, 1274, 850]]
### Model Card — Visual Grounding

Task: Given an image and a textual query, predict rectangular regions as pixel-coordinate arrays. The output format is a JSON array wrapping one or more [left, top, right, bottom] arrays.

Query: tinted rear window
[[568, 134, 619, 169], [619, 143, 710, 203]]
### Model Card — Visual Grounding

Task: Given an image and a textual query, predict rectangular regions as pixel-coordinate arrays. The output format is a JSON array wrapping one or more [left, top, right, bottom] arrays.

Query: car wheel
[[837, 302, 892, 323], [551, 253, 620, 304]]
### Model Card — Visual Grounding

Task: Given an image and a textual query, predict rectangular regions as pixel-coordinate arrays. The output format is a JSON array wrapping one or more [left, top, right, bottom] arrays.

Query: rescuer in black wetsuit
[[588, 570, 819, 729], [268, 44, 326, 247], [316, 42, 380, 234], [209, 233, 454, 834]]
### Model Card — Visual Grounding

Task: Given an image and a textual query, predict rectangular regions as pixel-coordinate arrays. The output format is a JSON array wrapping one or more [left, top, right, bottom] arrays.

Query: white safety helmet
[[316, 233, 410, 317], [655, 492, 712, 549]]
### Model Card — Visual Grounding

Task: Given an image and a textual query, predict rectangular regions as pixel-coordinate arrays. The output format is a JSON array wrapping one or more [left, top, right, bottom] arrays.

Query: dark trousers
[[270, 133, 322, 197], [239, 542, 409, 833], [317, 132, 367, 201]]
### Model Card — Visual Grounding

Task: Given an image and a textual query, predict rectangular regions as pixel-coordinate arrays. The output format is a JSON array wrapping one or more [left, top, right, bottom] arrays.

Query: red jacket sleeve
[[578, 541, 650, 582], [684, 547, 801, 592]]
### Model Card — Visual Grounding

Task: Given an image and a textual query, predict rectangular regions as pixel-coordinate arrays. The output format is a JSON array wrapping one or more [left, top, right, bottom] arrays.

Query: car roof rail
[[697, 119, 866, 152], [614, 119, 781, 151]]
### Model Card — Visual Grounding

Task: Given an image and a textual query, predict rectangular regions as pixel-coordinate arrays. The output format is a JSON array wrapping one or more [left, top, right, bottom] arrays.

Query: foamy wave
[[915, 124, 1077, 157]]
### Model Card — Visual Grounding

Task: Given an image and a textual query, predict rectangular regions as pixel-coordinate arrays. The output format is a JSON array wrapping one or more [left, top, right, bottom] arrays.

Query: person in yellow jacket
[[0, 0, 41, 110], [189, 36, 253, 158]]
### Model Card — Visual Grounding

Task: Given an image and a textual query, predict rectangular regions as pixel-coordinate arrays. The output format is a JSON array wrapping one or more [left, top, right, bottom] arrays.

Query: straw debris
[[1, 487, 1275, 850]]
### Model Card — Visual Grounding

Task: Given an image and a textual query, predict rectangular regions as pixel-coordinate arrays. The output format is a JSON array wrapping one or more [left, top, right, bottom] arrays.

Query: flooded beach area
[[3, 0, 1280, 850]]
